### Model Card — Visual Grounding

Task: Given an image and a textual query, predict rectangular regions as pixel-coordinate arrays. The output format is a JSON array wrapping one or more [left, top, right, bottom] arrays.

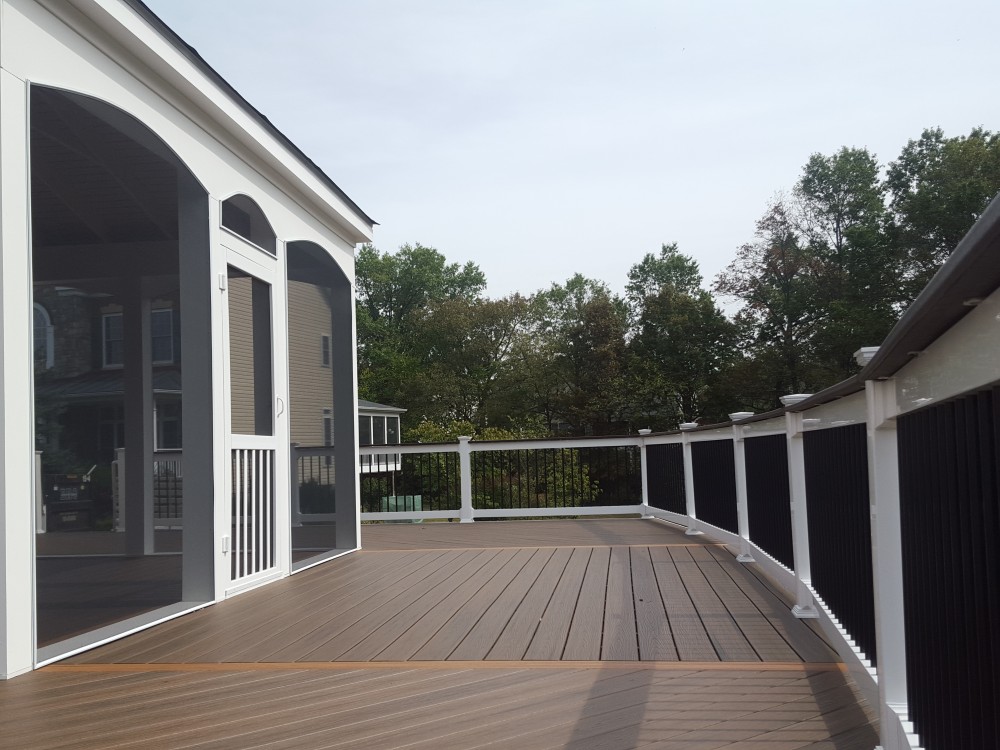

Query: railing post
[[730, 413, 755, 562], [289, 443, 302, 528], [638, 429, 652, 517], [458, 436, 474, 523], [783, 395, 818, 618], [786, 411, 817, 618], [865, 379, 911, 749], [679, 422, 702, 535]]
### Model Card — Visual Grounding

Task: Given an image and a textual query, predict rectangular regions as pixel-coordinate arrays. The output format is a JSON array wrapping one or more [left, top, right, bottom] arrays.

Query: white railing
[[230, 441, 276, 585], [111, 449, 184, 530]]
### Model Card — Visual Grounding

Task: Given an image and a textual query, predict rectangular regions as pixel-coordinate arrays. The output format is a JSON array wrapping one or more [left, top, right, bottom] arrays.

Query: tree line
[[357, 127, 1000, 439]]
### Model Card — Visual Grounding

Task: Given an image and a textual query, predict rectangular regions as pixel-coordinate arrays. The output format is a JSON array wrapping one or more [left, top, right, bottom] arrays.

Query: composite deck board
[[368, 548, 520, 661], [19, 520, 882, 748], [318, 549, 499, 661], [448, 548, 556, 660], [630, 545, 678, 661], [649, 547, 720, 660], [145, 552, 454, 664], [487, 546, 573, 660], [261, 550, 470, 663], [601, 546, 640, 660], [410, 548, 538, 661], [522, 546, 592, 660], [697, 560, 801, 662], [562, 546, 611, 660]]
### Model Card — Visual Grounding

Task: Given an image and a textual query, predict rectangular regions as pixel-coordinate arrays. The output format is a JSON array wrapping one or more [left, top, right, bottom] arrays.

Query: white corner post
[[730, 413, 755, 563], [458, 436, 474, 522], [1, 67, 36, 679], [865, 379, 914, 750], [638, 429, 652, 518], [679, 423, 702, 535], [785, 408, 818, 618]]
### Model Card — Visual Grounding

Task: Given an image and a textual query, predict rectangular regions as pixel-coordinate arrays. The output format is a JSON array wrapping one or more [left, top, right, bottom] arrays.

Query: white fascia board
[[54, 0, 374, 245]]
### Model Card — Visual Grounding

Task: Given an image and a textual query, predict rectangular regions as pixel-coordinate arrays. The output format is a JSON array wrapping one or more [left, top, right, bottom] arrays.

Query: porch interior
[[7, 519, 880, 749]]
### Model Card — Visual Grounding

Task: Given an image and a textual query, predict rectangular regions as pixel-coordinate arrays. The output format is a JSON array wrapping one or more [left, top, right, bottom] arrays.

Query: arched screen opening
[[221, 194, 277, 255]]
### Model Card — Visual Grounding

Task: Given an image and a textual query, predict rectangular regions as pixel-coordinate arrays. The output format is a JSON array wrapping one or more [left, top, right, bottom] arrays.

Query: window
[[358, 415, 372, 446], [155, 401, 182, 450], [372, 416, 386, 446], [321, 335, 331, 367], [33, 303, 54, 369], [151, 309, 174, 364], [387, 416, 400, 445], [103, 313, 123, 368]]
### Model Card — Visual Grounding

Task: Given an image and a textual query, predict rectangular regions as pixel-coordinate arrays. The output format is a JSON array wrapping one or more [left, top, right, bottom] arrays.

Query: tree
[[629, 285, 735, 425], [714, 200, 825, 405], [355, 243, 487, 419], [531, 275, 630, 435], [887, 127, 1000, 297], [795, 147, 899, 377], [625, 242, 703, 306]]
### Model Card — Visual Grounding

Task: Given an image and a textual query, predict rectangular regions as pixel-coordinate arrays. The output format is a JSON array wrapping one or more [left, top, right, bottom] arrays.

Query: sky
[[144, 0, 1000, 300]]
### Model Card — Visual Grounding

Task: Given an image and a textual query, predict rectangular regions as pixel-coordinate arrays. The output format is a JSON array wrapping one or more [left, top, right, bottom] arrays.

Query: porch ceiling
[[31, 86, 181, 283]]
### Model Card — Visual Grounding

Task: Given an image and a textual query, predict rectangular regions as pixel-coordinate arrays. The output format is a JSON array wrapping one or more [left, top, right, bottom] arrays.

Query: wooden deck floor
[[4, 519, 879, 748]]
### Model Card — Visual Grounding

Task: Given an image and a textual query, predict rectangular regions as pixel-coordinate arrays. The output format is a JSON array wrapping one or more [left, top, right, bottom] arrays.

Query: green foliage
[[357, 126, 998, 436], [887, 127, 1000, 297]]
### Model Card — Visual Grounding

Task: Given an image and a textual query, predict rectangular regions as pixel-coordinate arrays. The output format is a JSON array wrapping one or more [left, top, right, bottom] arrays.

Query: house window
[[103, 313, 124, 368], [151, 309, 174, 364], [372, 416, 387, 446], [155, 401, 182, 450], [387, 416, 400, 445], [33, 303, 54, 369], [358, 415, 372, 446], [321, 335, 331, 367]]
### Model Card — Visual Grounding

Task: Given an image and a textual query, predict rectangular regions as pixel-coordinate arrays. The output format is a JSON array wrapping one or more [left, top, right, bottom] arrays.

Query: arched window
[[33, 303, 54, 369], [221, 194, 277, 254]]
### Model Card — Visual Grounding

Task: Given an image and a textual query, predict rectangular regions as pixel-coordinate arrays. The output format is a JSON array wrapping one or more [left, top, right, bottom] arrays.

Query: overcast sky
[[144, 0, 1000, 299]]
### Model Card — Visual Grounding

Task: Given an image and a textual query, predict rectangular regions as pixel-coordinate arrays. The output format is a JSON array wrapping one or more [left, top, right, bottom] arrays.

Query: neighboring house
[[1, 0, 374, 678]]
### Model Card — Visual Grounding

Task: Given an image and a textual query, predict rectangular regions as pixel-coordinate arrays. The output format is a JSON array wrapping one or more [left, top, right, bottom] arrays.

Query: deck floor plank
[[448, 548, 555, 660], [562, 545, 612, 660], [523, 546, 592, 660], [602, 546, 640, 660], [487, 546, 573, 660], [13, 520, 880, 749], [411, 548, 537, 661], [631, 546, 679, 661]]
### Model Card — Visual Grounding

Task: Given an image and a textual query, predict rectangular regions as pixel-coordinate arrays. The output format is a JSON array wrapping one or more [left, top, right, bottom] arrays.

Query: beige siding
[[286, 280, 334, 446], [228, 275, 256, 435]]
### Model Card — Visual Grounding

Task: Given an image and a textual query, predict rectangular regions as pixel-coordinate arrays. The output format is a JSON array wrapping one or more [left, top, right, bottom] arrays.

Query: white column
[[865, 379, 910, 747], [785, 406, 818, 618], [730, 413, 755, 563], [458, 436, 474, 522], [638, 429, 652, 517], [679, 422, 701, 535], [0, 68, 36, 678]]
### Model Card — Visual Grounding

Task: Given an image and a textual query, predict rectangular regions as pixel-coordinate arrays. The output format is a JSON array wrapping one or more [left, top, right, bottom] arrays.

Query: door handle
[[276, 397, 285, 418]]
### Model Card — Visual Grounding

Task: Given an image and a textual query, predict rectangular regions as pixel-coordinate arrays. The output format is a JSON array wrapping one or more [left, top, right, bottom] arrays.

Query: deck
[[3, 519, 879, 748]]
